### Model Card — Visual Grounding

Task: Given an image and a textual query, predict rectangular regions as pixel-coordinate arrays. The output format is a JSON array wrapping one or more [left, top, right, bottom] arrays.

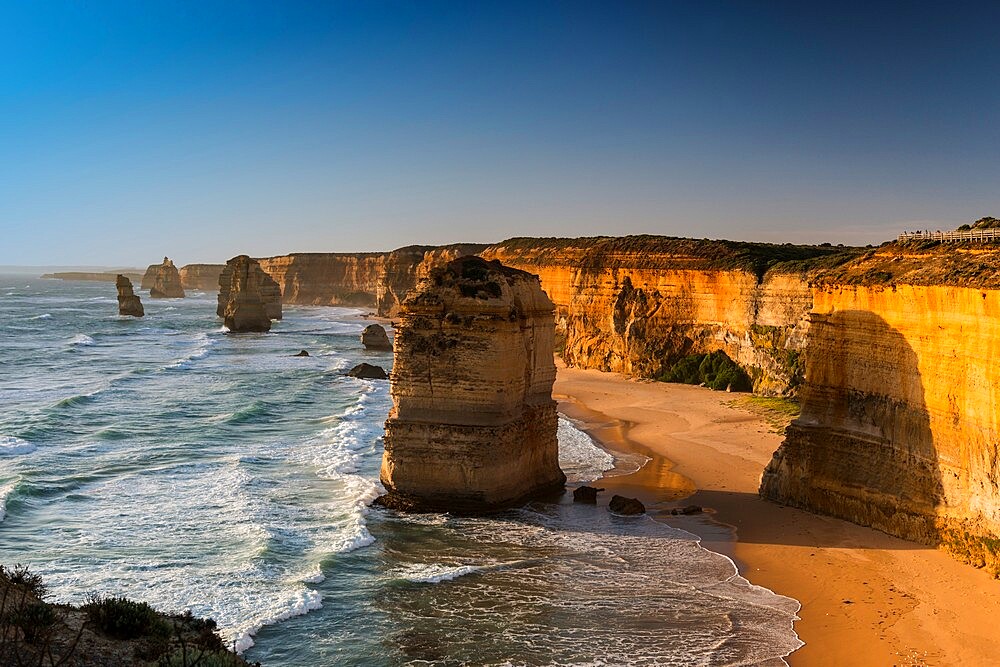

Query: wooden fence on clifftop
[[898, 228, 1000, 243]]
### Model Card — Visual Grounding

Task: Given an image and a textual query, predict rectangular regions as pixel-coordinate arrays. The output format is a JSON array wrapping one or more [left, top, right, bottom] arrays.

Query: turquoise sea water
[[0, 275, 802, 666]]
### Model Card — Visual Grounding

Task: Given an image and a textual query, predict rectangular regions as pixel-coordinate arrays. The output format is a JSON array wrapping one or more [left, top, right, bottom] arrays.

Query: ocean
[[0, 274, 802, 666]]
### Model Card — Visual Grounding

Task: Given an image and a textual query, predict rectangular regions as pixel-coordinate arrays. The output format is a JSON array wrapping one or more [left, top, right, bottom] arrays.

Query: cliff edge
[[761, 245, 1000, 574], [378, 255, 565, 513]]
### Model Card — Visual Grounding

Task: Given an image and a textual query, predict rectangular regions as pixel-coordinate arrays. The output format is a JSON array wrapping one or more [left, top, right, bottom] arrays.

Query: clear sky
[[2, 1, 999, 265]]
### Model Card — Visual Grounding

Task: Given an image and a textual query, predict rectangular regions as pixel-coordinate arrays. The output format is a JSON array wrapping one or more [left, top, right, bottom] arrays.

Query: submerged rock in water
[[378, 255, 566, 514], [293, 350, 310, 357], [115, 275, 144, 317], [608, 495, 645, 515], [573, 486, 604, 504], [146, 257, 186, 298], [361, 323, 392, 350], [347, 363, 388, 379], [219, 255, 273, 333]]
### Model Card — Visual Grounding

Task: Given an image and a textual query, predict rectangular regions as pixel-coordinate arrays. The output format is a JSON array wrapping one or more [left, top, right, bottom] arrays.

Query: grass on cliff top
[[812, 241, 1000, 289], [490, 235, 866, 280], [730, 395, 801, 433]]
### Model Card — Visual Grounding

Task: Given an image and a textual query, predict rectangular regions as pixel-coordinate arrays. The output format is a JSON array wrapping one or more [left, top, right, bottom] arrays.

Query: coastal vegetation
[[0, 564, 252, 667], [659, 351, 752, 392]]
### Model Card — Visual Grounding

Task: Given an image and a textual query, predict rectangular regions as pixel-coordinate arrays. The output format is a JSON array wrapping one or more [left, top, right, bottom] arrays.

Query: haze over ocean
[[3, 1, 1000, 265]]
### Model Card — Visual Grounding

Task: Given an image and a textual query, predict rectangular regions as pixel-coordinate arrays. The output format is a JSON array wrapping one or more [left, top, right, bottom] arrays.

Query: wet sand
[[554, 363, 1000, 666]]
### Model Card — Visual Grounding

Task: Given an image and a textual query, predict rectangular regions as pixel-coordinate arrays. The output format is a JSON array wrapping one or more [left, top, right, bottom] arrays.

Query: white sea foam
[[30, 313, 52, 320], [165, 333, 218, 369], [0, 436, 36, 456], [68, 334, 95, 346], [232, 588, 323, 654], [0, 480, 19, 522], [557, 416, 616, 483], [394, 563, 484, 583]]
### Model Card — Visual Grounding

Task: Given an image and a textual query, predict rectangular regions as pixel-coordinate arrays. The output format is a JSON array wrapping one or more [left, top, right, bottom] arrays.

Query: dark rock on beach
[[573, 486, 604, 504], [347, 363, 388, 380], [608, 495, 645, 515], [671, 504, 703, 515]]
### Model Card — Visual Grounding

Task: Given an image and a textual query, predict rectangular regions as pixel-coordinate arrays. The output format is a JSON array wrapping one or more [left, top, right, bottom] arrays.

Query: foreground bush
[[0, 564, 255, 666]]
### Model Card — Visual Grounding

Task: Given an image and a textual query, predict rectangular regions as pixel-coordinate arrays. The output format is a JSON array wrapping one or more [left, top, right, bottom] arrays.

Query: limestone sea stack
[[217, 258, 282, 321], [146, 257, 185, 298], [361, 323, 392, 350], [378, 255, 566, 513], [218, 255, 278, 333], [115, 275, 144, 317]]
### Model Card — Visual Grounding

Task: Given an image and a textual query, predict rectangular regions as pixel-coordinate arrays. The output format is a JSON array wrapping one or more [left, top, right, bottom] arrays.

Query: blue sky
[[2, 1, 999, 264]]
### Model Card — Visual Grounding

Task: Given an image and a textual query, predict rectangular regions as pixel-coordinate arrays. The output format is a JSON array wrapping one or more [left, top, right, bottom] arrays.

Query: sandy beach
[[553, 363, 1000, 667]]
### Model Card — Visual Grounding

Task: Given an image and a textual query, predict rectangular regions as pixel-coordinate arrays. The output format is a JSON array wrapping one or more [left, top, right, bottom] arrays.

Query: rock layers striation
[[115, 275, 144, 317], [145, 257, 186, 298], [217, 255, 282, 333], [378, 256, 566, 513], [761, 273, 1000, 574]]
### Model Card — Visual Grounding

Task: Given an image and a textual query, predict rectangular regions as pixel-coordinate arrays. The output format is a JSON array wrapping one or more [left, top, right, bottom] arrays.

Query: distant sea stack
[[378, 256, 565, 513], [218, 255, 282, 332], [179, 263, 225, 291], [361, 323, 392, 350], [115, 275, 144, 317], [145, 257, 185, 298]]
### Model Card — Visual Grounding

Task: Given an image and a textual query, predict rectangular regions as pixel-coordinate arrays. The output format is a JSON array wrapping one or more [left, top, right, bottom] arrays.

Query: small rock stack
[[146, 257, 186, 298], [218, 255, 282, 333], [361, 324, 392, 350], [115, 275, 144, 317]]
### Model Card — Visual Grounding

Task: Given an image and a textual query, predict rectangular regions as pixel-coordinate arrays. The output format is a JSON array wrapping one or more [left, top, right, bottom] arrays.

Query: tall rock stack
[[378, 255, 565, 513], [115, 275, 144, 317], [217, 257, 282, 322], [218, 255, 282, 332], [146, 257, 186, 298]]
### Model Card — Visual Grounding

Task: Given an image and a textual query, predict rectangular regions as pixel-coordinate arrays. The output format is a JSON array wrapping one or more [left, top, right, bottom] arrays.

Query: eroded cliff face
[[379, 256, 565, 513], [761, 280, 1000, 573], [179, 264, 225, 291], [256, 253, 386, 307], [254, 245, 487, 317], [480, 239, 847, 394]]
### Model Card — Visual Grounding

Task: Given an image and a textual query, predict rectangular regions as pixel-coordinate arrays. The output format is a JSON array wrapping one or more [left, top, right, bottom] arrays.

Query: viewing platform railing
[[898, 228, 1000, 243]]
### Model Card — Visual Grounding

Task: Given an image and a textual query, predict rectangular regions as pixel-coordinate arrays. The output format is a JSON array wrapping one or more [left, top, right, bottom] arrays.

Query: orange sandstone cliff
[[254, 244, 487, 316], [481, 237, 859, 394], [179, 264, 225, 291], [378, 256, 565, 513], [762, 243, 1000, 574]]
